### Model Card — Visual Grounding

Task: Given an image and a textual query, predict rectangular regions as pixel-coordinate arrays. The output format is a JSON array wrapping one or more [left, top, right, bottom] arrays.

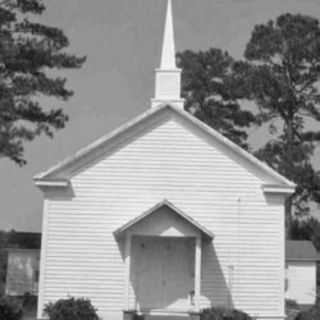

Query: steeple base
[[151, 0, 184, 110], [151, 98, 184, 109]]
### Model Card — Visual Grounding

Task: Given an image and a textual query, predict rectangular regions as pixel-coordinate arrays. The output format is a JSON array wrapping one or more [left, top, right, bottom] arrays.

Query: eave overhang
[[34, 179, 70, 188], [262, 184, 296, 195]]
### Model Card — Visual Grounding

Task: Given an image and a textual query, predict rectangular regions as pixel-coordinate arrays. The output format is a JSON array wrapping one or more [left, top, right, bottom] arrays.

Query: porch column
[[124, 234, 132, 311], [194, 236, 202, 311]]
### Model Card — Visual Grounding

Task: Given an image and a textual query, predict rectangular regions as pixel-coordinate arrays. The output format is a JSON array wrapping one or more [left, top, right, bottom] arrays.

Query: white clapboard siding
[[39, 114, 284, 320]]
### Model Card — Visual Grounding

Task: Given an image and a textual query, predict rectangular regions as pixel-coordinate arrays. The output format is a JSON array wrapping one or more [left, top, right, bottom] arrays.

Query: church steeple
[[151, 0, 184, 109], [160, 0, 176, 69]]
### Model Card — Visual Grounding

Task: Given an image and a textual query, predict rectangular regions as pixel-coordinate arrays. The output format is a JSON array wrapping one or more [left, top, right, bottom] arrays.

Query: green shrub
[[133, 313, 145, 320], [201, 307, 252, 320], [295, 305, 320, 320], [0, 296, 23, 320], [44, 297, 99, 320], [286, 299, 299, 310], [22, 292, 37, 311]]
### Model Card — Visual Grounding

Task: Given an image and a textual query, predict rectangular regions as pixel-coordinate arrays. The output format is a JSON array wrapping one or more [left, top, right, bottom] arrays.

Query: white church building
[[34, 1, 296, 320]]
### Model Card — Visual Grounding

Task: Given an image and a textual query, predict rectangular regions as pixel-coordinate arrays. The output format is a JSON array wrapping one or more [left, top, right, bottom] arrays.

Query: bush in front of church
[[201, 306, 252, 320], [0, 296, 23, 320], [44, 297, 100, 320], [295, 304, 320, 320]]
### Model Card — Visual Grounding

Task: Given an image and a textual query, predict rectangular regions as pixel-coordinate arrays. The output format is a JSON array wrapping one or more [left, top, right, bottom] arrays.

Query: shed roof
[[286, 240, 320, 262]]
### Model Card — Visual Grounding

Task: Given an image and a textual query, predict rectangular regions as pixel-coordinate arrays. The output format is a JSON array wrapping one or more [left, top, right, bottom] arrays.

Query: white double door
[[132, 236, 195, 310]]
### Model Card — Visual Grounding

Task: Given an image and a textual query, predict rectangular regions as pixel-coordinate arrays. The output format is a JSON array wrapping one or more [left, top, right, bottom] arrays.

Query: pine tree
[[241, 13, 320, 236], [0, 0, 85, 165], [177, 48, 255, 149]]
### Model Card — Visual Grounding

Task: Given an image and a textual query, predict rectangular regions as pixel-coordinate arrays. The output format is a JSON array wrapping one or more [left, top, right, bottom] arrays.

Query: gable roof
[[286, 240, 320, 262], [34, 104, 295, 190], [113, 199, 214, 240]]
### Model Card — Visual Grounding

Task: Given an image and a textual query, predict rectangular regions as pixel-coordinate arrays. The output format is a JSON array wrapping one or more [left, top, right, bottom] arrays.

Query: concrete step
[[145, 315, 190, 320]]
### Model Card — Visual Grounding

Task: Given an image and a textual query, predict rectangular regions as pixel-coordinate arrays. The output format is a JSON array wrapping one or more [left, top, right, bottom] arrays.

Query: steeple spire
[[151, 0, 184, 109], [160, 0, 176, 69]]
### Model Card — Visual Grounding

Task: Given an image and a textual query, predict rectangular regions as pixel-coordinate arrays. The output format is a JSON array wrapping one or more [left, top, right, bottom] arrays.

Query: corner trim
[[37, 199, 49, 319]]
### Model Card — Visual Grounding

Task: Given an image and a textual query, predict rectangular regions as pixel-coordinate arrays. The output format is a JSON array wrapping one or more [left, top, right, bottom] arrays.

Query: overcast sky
[[1, 0, 320, 232]]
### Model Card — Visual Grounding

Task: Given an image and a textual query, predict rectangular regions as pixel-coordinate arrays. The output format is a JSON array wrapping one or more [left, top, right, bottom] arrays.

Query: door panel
[[132, 237, 164, 309], [163, 238, 195, 309], [131, 237, 194, 310]]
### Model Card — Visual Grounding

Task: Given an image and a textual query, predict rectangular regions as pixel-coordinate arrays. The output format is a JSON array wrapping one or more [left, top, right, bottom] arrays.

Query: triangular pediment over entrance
[[114, 199, 213, 240]]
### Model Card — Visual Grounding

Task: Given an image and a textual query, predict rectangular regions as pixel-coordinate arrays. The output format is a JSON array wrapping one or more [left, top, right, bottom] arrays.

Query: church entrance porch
[[114, 200, 213, 319]]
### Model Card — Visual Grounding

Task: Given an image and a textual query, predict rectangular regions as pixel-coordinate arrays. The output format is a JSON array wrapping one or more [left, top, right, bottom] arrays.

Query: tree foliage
[[177, 14, 320, 235], [0, 296, 23, 320], [0, 0, 85, 165], [291, 217, 320, 251], [238, 13, 320, 231], [201, 306, 252, 320], [177, 48, 256, 149]]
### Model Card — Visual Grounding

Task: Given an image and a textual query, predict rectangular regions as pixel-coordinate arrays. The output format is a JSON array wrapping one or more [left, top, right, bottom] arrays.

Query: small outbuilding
[[3, 231, 41, 297], [286, 240, 319, 305], [5, 248, 40, 296]]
